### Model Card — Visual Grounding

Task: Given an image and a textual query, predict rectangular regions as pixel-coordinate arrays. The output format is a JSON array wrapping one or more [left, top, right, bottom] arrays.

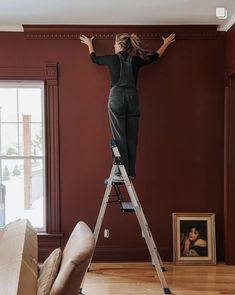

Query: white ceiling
[[0, 0, 235, 32]]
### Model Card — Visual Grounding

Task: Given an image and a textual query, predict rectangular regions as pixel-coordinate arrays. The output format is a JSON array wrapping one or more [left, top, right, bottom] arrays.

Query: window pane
[[0, 159, 45, 228], [18, 88, 42, 122], [19, 122, 44, 157], [0, 88, 17, 122], [1, 123, 19, 156], [31, 123, 43, 157], [0, 122, 43, 157]]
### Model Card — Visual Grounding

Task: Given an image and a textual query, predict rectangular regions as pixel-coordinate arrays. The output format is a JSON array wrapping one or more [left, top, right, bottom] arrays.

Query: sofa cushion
[[37, 248, 62, 295], [49, 221, 95, 295]]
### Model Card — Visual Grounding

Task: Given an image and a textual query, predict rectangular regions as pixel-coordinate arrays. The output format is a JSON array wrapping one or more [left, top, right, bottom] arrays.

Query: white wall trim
[[217, 14, 235, 31], [0, 25, 23, 32]]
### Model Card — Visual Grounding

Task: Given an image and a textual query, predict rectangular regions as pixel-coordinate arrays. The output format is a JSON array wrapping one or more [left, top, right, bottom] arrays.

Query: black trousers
[[108, 85, 140, 177]]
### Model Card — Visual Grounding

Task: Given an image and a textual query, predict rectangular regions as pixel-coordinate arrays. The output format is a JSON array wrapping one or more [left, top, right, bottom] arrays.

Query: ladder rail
[[134, 206, 169, 289], [118, 165, 169, 290], [129, 179, 164, 268], [93, 165, 116, 243]]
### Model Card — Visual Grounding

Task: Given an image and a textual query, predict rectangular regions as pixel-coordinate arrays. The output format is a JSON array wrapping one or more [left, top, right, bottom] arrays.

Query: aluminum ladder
[[83, 139, 171, 294]]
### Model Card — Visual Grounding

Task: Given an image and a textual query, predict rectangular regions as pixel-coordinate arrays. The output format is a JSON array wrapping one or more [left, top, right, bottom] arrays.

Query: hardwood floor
[[83, 262, 235, 295]]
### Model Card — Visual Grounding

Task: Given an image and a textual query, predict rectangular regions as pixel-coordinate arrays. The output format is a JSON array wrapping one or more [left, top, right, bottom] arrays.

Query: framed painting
[[172, 213, 216, 264]]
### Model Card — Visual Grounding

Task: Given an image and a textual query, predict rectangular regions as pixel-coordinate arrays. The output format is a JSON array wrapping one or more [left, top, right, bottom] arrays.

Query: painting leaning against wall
[[172, 213, 216, 265]]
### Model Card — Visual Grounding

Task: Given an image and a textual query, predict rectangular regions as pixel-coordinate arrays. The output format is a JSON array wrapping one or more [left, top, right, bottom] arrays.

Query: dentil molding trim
[[23, 25, 219, 40]]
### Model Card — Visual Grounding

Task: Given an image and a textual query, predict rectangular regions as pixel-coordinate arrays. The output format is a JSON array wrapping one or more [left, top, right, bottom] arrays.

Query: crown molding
[[23, 25, 219, 40], [0, 25, 23, 32], [217, 14, 235, 31]]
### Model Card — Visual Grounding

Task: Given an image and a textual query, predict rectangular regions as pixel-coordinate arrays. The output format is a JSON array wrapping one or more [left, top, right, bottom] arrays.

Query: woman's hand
[[156, 33, 175, 57], [184, 236, 191, 251], [80, 34, 95, 54], [162, 33, 175, 46], [80, 34, 95, 46]]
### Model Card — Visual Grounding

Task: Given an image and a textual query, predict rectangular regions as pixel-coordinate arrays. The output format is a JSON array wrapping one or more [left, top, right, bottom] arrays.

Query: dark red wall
[[0, 25, 225, 261], [224, 24, 235, 264], [226, 24, 235, 75]]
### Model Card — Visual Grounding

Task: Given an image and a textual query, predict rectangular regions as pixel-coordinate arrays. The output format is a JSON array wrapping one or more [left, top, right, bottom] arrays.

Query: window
[[0, 63, 61, 260], [0, 81, 46, 230]]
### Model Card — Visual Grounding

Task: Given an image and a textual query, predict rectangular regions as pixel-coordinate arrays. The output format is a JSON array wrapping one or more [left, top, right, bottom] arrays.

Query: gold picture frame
[[172, 213, 216, 265]]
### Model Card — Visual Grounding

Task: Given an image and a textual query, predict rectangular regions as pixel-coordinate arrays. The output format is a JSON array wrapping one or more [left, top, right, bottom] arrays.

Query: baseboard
[[93, 246, 172, 262]]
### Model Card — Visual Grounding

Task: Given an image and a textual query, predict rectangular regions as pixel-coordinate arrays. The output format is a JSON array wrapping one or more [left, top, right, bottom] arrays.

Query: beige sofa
[[49, 221, 95, 295], [0, 219, 95, 295]]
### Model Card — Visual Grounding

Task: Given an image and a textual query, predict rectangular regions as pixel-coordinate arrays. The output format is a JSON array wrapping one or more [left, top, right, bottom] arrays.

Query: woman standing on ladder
[[80, 32, 175, 181]]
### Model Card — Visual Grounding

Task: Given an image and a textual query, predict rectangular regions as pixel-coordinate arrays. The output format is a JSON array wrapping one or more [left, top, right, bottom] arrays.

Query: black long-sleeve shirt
[[90, 51, 159, 87]]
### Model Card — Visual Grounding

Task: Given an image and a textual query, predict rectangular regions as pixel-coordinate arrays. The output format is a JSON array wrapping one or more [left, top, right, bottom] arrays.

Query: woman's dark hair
[[187, 225, 204, 238], [115, 33, 151, 60]]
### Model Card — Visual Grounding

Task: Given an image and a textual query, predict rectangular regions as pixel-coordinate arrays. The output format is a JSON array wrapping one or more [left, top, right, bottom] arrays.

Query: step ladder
[[84, 139, 171, 295]]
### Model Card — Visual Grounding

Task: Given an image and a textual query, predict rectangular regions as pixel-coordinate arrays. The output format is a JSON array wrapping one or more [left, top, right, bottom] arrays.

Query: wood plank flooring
[[83, 262, 235, 295]]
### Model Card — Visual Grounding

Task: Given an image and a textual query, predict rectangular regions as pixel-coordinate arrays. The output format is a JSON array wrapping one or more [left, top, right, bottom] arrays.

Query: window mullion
[[17, 88, 20, 155]]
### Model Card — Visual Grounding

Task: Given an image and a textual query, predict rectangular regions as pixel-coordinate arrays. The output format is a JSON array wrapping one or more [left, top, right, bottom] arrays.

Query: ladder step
[[121, 202, 134, 212], [104, 178, 125, 185]]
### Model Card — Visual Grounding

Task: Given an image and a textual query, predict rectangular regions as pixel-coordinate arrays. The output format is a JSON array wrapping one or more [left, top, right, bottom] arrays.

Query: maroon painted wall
[[0, 25, 225, 261], [226, 24, 235, 75], [224, 24, 235, 264]]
